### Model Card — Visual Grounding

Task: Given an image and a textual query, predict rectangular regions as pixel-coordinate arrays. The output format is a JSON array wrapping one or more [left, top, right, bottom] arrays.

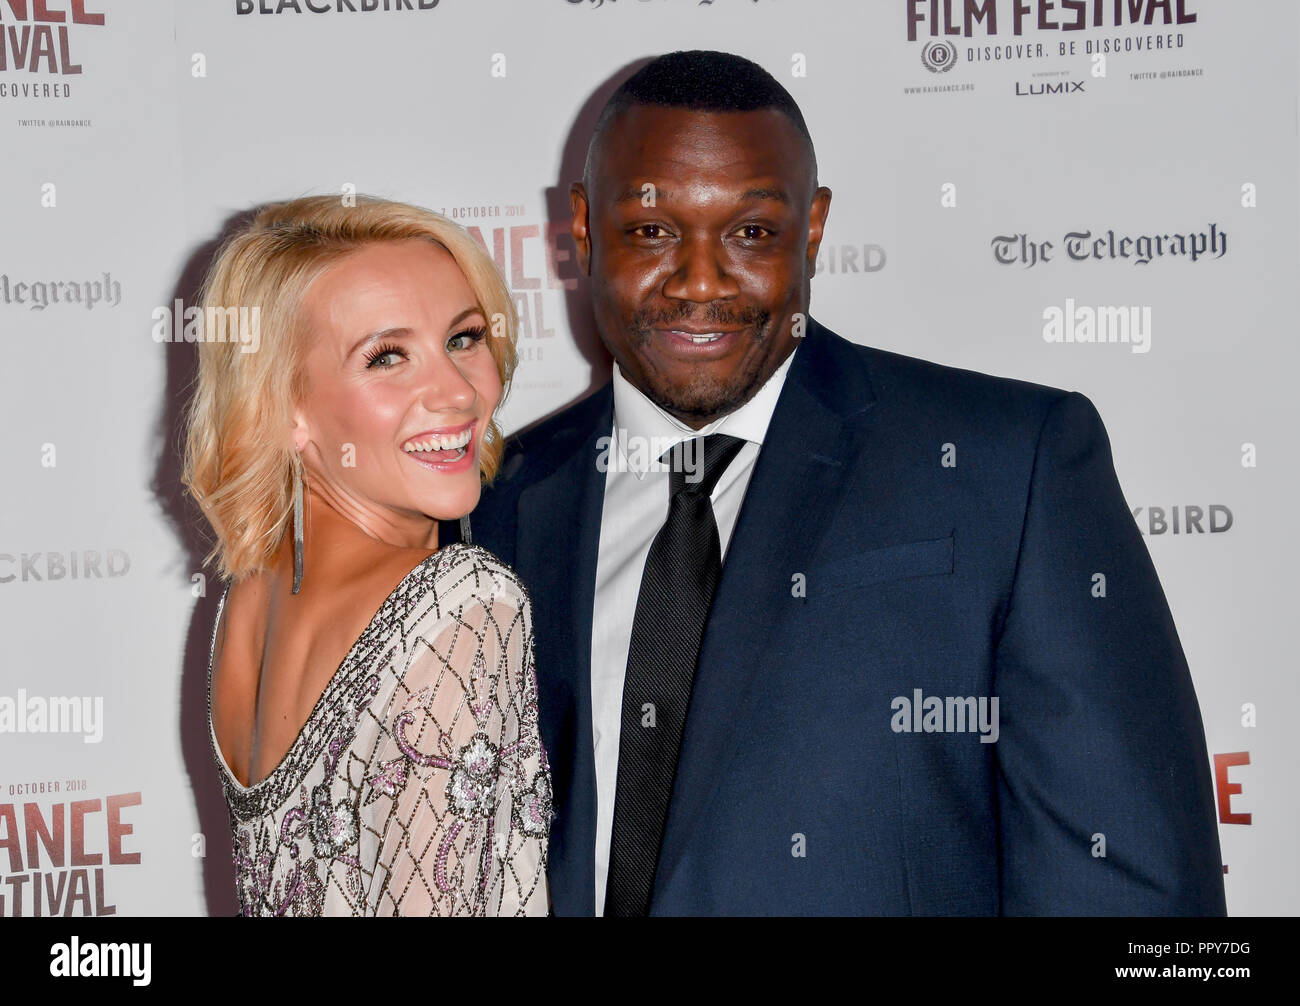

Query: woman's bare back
[[210, 538, 437, 789]]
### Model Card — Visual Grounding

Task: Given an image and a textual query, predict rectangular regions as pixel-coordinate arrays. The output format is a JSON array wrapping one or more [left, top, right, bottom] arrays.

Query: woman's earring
[[291, 462, 304, 594]]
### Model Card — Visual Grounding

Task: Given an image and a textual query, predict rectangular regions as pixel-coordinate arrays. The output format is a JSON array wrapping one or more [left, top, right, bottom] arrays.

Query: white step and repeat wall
[[0, 0, 1295, 916]]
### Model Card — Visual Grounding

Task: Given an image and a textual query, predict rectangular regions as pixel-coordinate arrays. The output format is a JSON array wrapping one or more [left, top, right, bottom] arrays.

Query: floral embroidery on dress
[[447, 733, 500, 819], [309, 783, 360, 859], [366, 757, 409, 801], [206, 543, 550, 916], [515, 767, 552, 838]]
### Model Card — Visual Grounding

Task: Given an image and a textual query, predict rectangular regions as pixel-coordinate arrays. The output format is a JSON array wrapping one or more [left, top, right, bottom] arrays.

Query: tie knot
[[659, 433, 746, 498]]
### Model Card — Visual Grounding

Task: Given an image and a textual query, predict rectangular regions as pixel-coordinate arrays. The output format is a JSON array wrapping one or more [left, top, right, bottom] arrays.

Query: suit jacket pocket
[[811, 535, 954, 592]]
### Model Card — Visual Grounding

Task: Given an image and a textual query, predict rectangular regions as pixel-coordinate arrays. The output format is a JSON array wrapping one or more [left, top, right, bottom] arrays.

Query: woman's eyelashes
[[363, 342, 405, 369], [362, 325, 489, 369], [447, 324, 488, 351]]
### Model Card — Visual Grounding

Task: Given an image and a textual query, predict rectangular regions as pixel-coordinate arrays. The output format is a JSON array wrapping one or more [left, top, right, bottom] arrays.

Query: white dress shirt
[[589, 342, 800, 914]]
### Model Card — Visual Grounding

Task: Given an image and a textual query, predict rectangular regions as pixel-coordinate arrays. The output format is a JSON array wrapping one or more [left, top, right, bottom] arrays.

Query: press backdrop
[[0, 0, 1295, 916]]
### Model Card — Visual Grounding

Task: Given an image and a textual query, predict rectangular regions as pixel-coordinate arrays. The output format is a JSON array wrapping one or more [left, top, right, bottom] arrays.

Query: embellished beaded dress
[[204, 542, 551, 916]]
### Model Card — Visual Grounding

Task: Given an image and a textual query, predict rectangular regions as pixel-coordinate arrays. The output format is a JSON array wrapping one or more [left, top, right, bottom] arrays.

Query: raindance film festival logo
[[922, 39, 959, 72], [904, 0, 1199, 79], [0, 0, 107, 86], [905, 0, 1197, 40], [0, 789, 143, 916]]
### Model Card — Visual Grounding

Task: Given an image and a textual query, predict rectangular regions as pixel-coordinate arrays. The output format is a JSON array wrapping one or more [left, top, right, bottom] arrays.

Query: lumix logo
[[1015, 79, 1084, 95]]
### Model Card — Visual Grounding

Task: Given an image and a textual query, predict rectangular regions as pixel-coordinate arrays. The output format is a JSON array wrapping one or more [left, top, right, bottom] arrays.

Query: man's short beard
[[624, 305, 775, 421], [639, 351, 765, 420]]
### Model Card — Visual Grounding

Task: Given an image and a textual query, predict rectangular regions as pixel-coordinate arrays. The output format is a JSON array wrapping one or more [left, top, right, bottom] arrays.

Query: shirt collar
[[610, 339, 800, 479]]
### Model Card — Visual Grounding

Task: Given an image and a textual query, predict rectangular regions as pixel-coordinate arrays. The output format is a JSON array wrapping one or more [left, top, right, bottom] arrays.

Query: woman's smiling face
[[291, 238, 503, 535]]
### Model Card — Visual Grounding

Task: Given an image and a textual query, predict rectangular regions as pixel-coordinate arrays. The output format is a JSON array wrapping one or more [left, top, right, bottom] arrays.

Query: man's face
[[571, 105, 832, 429]]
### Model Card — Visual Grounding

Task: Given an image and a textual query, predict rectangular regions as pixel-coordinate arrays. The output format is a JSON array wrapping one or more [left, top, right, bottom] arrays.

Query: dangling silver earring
[[458, 420, 492, 546], [291, 461, 304, 594]]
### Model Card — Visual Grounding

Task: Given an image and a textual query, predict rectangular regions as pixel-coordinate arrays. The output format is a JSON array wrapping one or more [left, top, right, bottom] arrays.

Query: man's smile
[[652, 325, 749, 357]]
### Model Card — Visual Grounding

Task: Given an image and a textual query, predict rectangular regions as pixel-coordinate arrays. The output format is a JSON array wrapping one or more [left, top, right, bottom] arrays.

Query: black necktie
[[604, 432, 748, 917]]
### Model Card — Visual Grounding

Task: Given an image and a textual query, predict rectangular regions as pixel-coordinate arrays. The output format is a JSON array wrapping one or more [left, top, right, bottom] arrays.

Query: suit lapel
[[515, 384, 612, 916], [653, 319, 877, 897]]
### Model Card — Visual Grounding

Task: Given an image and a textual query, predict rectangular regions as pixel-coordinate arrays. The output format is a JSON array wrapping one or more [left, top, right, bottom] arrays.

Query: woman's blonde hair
[[181, 194, 519, 582]]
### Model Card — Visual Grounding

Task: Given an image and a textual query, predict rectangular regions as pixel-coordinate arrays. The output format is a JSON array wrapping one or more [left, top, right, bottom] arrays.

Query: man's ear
[[570, 182, 592, 276], [806, 186, 833, 272]]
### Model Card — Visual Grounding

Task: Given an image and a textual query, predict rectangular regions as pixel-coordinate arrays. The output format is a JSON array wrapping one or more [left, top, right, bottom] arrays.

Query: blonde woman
[[183, 195, 550, 916]]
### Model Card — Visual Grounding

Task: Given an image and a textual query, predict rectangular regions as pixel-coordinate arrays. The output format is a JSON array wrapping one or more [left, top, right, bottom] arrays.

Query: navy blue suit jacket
[[450, 316, 1226, 916]]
